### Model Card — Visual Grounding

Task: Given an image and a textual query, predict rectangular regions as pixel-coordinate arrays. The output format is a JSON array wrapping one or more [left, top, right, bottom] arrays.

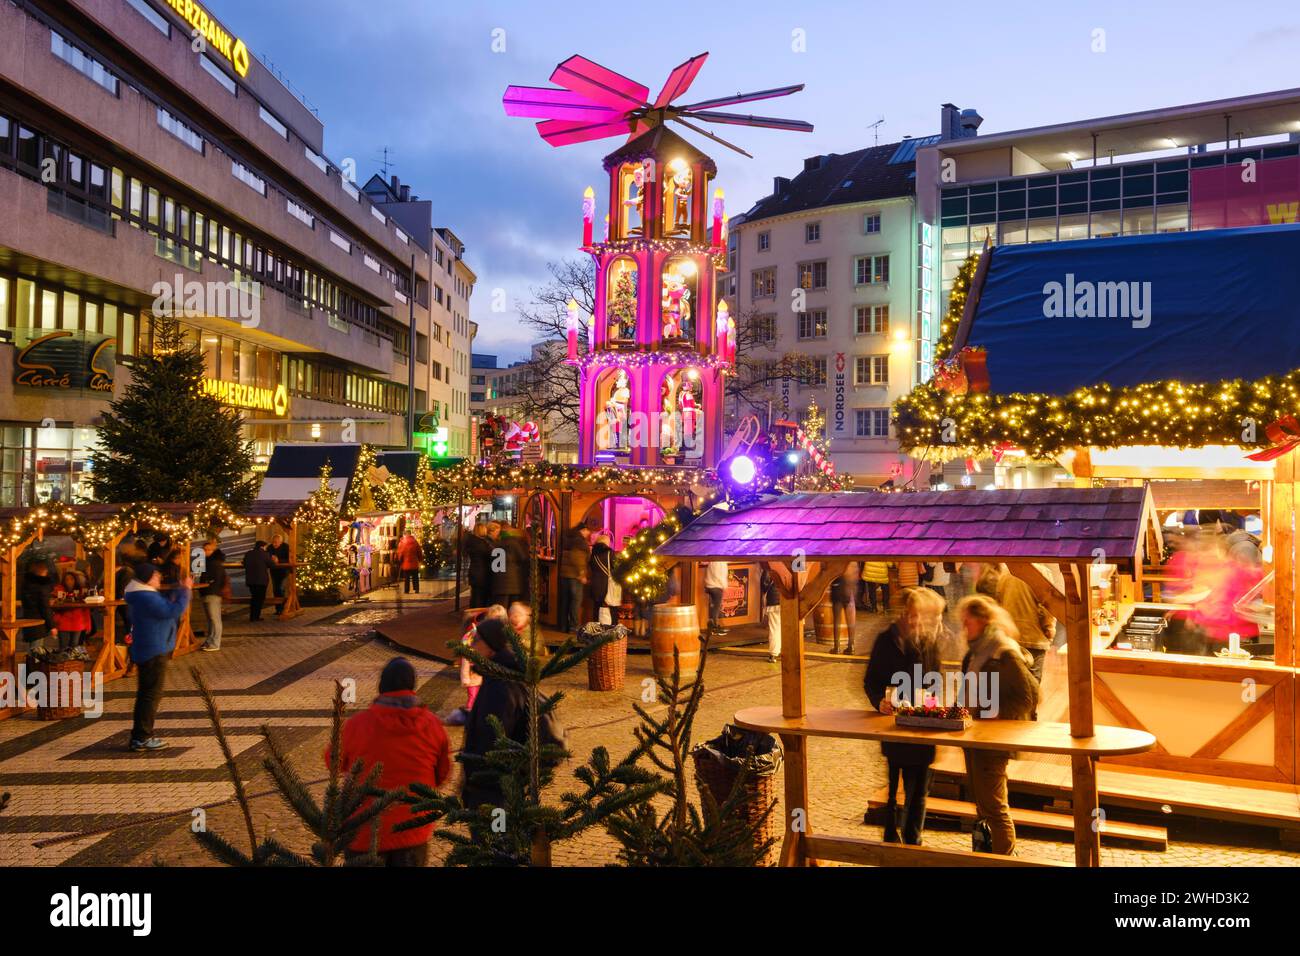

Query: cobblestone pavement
[[2, 592, 1297, 867]]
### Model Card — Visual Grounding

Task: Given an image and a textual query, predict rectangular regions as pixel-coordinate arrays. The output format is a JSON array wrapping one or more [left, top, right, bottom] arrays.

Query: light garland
[[585, 237, 726, 269], [1, 499, 270, 552], [935, 252, 980, 361], [578, 350, 734, 373], [893, 374, 1300, 461], [294, 463, 352, 597]]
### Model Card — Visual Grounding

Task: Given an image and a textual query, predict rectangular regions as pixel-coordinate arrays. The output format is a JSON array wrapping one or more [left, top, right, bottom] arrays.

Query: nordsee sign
[[833, 352, 846, 435], [163, 0, 250, 78]]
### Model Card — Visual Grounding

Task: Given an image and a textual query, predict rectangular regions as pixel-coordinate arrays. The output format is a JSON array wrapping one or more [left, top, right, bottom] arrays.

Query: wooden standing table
[[735, 706, 1157, 867]]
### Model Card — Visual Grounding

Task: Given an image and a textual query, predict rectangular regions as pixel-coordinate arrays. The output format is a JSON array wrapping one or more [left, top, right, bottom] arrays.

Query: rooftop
[[742, 141, 919, 223], [656, 487, 1153, 568]]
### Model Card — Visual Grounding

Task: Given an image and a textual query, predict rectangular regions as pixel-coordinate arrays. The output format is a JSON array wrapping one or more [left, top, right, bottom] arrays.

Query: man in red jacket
[[327, 657, 450, 866], [396, 532, 424, 594]]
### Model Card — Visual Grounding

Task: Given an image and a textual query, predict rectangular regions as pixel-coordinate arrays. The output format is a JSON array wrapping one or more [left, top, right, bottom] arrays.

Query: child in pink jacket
[[446, 605, 505, 725]]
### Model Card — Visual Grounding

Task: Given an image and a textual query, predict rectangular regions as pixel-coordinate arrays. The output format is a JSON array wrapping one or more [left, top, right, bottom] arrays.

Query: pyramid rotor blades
[[550, 55, 649, 112], [653, 53, 708, 108], [671, 116, 753, 159], [687, 109, 815, 133], [538, 118, 635, 147], [503, 86, 621, 122], [678, 83, 805, 113]]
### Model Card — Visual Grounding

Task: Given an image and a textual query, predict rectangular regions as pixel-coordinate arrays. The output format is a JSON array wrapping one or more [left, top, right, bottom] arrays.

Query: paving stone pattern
[[2, 591, 1296, 867]]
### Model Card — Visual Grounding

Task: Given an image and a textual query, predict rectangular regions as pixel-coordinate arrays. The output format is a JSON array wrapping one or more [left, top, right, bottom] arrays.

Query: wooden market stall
[[656, 487, 1159, 867], [894, 224, 1300, 831]]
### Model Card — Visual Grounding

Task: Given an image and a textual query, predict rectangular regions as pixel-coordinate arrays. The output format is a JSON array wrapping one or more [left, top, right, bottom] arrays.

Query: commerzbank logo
[[164, 0, 251, 78]]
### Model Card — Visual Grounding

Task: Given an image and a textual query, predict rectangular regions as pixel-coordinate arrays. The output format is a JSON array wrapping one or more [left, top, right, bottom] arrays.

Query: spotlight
[[729, 454, 756, 486]]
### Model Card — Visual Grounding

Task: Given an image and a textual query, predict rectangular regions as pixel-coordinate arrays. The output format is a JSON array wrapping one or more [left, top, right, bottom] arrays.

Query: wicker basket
[[692, 746, 782, 866], [587, 634, 627, 691], [36, 658, 87, 720]]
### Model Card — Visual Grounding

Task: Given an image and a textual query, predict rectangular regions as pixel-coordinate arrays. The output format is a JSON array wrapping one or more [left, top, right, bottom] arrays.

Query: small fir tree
[[191, 671, 400, 866], [90, 321, 258, 508], [294, 464, 350, 603]]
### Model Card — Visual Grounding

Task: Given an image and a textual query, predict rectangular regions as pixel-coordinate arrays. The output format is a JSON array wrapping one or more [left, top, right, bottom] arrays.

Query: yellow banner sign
[[202, 378, 288, 417], [164, 0, 250, 78]]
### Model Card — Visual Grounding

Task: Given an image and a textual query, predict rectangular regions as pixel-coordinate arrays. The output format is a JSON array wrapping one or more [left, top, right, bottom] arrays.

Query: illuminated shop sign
[[201, 378, 289, 417], [163, 0, 250, 78], [14, 331, 115, 393]]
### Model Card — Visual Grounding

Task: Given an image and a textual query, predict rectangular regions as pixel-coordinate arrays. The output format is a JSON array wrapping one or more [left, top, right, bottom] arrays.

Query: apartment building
[[724, 141, 936, 484], [470, 345, 578, 464], [0, 0, 466, 504]]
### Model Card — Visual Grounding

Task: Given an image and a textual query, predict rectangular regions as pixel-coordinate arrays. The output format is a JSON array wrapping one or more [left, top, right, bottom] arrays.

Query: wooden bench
[[735, 705, 1158, 867], [866, 789, 1168, 850], [804, 833, 1066, 867]]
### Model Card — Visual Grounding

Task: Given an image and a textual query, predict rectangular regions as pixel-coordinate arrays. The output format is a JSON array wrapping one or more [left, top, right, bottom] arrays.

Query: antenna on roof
[[868, 117, 885, 146], [376, 146, 397, 178]]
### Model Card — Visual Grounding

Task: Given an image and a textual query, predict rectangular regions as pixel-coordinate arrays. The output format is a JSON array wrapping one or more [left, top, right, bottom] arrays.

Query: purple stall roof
[[655, 487, 1155, 569]]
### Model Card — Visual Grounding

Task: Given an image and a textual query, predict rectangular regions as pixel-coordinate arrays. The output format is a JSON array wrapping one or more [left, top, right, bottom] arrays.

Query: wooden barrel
[[813, 603, 834, 645], [650, 604, 701, 681]]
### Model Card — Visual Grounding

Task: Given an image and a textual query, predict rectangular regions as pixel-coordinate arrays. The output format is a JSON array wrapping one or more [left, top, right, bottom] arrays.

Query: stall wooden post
[[280, 519, 303, 619], [1060, 560, 1101, 867], [763, 558, 842, 867], [171, 535, 200, 658], [91, 529, 130, 682]]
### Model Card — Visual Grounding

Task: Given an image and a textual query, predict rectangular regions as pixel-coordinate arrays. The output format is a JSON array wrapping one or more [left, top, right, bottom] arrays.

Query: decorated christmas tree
[[90, 320, 258, 508], [294, 464, 350, 603]]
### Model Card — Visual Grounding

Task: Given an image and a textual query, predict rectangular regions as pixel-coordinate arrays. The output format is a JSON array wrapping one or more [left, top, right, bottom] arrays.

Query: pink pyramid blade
[[538, 117, 632, 147], [550, 55, 649, 112], [653, 53, 708, 108], [688, 109, 814, 133], [678, 83, 805, 112], [503, 86, 621, 122]]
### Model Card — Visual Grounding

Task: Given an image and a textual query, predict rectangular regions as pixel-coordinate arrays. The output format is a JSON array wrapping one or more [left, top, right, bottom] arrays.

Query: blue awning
[[965, 223, 1300, 394]]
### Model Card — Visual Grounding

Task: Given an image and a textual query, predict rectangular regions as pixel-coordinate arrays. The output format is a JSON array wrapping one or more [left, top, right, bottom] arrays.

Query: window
[[200, 55, 237, 95], [231, 161, 265, 195], [797, 309, 827, 340], [51, 32, 119, 96], [800, 358, 827, 388], [157, 108, 204, 153], [751, 267, 777, 299], [855, 304, 889, 335], [805, 222, 821, 243], [855, 408, 890, 438], [125, 0, 171, 34], [863, 213, 881, 234], [287, 199, 314, 227], [855, 355, 889, 385], [855, 254, 890, 285], [798, 260, 828, 290], [416, 333, 429, 363], [259, 106, 288, 139], [752, 314, 776, 344], [757, 231, 770, 251], [329, 230, 352, 253]]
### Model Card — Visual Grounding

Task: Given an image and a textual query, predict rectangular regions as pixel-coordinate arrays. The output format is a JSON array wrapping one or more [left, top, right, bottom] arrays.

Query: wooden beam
[[804, 833, 1062, 867], [1059, 561, 1095, 739], [777, 733, 811, 867], [1272, 454, 1294, 673], [762, 560, 797, 601], [797, 560, 844, 619], [1071, 755, 1102, 867], [1192, 683, 1276, 760], [1006, 563, 1066, 623], [1093, 675, 1167, 755]]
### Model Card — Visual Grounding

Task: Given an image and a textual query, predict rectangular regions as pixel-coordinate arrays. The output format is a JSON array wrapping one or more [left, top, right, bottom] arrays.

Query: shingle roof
[[743, 142, 918, 222], [603, 126, 717, 175], [656, 487, 1152, 567]]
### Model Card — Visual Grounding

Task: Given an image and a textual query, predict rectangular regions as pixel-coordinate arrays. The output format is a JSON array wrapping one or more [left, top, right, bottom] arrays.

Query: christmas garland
[[893, 374, 1299, 461], [1, 499, 255, 551]]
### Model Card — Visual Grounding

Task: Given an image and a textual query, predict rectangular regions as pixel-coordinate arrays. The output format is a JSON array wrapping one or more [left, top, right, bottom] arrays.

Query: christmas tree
[[294, 464, 351, 603], [90, 320, 258, 508]]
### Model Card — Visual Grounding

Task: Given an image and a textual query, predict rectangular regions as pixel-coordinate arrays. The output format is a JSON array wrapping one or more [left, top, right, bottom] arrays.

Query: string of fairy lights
[[895, 249, 1295, 460], [1, 499, 261, 552]]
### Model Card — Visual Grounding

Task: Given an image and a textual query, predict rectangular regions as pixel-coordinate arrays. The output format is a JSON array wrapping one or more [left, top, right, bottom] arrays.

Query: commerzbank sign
[[202, 378, 289, 417], [163, 0, 251, 78]]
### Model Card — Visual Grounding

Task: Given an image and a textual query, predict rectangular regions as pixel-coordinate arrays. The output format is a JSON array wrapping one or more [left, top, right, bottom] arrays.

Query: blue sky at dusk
[[213, 0, 1300, 363]]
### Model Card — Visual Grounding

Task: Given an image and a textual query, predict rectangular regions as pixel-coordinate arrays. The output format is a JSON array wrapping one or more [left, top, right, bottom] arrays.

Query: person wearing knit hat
[[461, 617, 530, 809], [327, 656, 450, 866]]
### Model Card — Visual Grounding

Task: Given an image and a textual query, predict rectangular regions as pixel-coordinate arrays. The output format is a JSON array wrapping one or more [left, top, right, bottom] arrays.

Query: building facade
[[0, 0, 471, 505], [470, 345, 579, 464], [724, 142, 936, 485]]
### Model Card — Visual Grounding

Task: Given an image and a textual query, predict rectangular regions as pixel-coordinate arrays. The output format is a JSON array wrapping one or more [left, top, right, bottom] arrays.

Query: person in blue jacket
[[123, 562, 191, 752]]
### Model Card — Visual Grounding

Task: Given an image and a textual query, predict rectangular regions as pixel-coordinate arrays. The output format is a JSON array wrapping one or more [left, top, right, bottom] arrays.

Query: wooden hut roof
[[656, 487, 1154, 569]]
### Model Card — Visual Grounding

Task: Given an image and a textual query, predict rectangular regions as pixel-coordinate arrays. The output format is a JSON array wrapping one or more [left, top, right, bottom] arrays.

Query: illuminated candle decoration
[[721, 212, 729, 245], [566, 299, 580, 362], [603, 213, 610, 242], [726, 315, 737, 362], [712, 188, 724, 245], [716, 300, 730, 355], [582, 186, 595, 247]]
